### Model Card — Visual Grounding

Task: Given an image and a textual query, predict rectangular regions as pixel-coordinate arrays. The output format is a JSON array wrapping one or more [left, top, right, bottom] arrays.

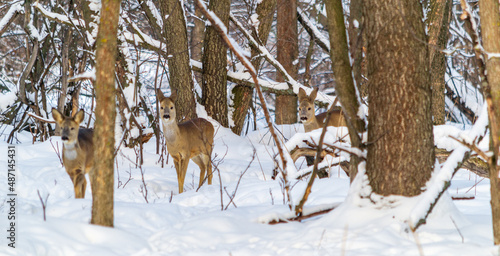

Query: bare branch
[[195, 0, 293, 210]]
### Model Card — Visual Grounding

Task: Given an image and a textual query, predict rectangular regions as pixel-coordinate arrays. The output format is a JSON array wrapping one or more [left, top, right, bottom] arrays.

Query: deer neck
[[162, 119, 181, 144], [303, 115, 320, 132], [63, 140, 79, 160]]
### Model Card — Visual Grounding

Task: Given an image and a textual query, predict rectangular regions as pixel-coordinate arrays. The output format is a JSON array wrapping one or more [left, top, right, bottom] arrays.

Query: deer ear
[[170, 89, 177, 102], [298, 88, 307, 101], [309, 88, 318, 101], [157, 89, 166, 102], [74, 110, 85, 124], [52, 108, 64, 125]]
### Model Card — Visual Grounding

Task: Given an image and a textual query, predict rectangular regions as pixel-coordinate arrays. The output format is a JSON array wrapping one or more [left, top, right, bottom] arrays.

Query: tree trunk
[[348, 0, 365, 97], [479, 0, 500, 245], [190, 1, 205, 62], [201, 0, 230, 127], [231, 0, 276, 134], [325, 0, 365, 182], [427, 0, 451, 125], [91, 0, 121, 227], [275, 0, 298, 125], [364, 0, 434, 196], [160, 0, 197, 121], [55, 27, 71, 136]]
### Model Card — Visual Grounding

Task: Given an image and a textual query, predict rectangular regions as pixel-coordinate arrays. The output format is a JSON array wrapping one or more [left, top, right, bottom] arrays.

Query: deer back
[[177, 118, 214, 156]]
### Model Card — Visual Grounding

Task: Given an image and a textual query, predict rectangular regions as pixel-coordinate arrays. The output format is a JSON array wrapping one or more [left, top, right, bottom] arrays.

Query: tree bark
[[364, 0, 434, 196], [275, 0, 298, 125], [427, 0, 451, 125], [231, 0, 276, 134], [190, 1, 205, 62], [348, 0, 365, 97], [479, 0, 500, 245], [201, 0, 230, 127], [160, 0, 197, 121], [325, 0, 365, 182], [91, 0, 121, 227]]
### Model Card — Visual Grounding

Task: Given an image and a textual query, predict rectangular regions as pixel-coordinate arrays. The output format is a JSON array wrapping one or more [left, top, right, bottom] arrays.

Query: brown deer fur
[[298, 88, 346, 132], [52, 108, 94, 198], [157, 90, 215, 193]]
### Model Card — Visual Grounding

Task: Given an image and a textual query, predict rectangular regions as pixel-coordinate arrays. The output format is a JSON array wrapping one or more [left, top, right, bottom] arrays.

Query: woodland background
[[2, 0, 500, 253]]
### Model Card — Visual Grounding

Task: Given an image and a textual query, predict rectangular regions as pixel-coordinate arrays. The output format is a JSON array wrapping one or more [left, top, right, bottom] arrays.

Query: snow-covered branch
[[409, 103, 490, 230], [297, 7, 330, 53], [0, 2, 23, 37], [33, 2, 86, 28], [229, 13, 337, 106]]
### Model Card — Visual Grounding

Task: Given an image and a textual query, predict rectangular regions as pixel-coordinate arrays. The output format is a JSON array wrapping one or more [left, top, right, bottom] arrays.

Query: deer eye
[[308, 108, 311, 111], [71, 127, 75, 130], [170, 107, 173, 110], [160, 107, 163, 110], [299, 108, 301, 110]]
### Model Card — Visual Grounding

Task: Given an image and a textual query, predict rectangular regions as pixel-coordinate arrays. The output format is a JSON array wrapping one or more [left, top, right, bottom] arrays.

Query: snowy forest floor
[[0, 123, 497, 256]]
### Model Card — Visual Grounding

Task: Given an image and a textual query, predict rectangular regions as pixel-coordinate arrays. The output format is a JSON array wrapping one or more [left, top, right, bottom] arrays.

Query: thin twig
[[295, 106, 337, 216], [49, 139, 63, 166], [449, 135, 490, 162], [224, 150, 255, 210], [450, 216, 465, 243], [195, 0, 292, 210], [37, 190, 49, 221]]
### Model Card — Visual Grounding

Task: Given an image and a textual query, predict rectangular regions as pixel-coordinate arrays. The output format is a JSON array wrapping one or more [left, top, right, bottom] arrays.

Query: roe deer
[[298, 87, 346, 133], [157, 90, 215, 193], [52, 108, 94, 198]]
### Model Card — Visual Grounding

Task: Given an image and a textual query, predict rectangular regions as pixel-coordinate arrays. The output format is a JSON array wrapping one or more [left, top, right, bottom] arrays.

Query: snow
[[353, 19, 359, 28], [250, 13, 260, 30], [0, 120, 498, 255], [0, 77, 17, 111]]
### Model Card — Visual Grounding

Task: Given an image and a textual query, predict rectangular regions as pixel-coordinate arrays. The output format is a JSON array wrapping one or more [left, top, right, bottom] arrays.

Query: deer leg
[[192, 155, 206, 189], [67, 170, 78, 198], [173, 159, 183, 193], [203, 154, 213, 185], [177, 158, 189, 193], [74, 169, 87, 198], [69, 169, 86, 198]]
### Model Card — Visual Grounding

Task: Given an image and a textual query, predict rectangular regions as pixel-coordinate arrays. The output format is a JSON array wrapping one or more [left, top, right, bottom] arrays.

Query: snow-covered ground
[[0, 123, 497, 255]]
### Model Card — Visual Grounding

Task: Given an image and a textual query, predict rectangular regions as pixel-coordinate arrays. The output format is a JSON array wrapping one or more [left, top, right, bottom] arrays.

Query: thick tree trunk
[[479, 0, 500, 245], [231, 0, 276, 134], [325, 0, 365, 182], [201, 0, 230, 127], [364, 0, 434, 196], [160, 0, 197, 121], [427, 0, 451, 125], [91, 0, 121, 227], [275, 0, 298, 125]]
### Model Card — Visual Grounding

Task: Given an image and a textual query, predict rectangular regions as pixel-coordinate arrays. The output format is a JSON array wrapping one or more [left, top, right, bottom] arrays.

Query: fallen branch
[[268, 204, 339, 224]]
